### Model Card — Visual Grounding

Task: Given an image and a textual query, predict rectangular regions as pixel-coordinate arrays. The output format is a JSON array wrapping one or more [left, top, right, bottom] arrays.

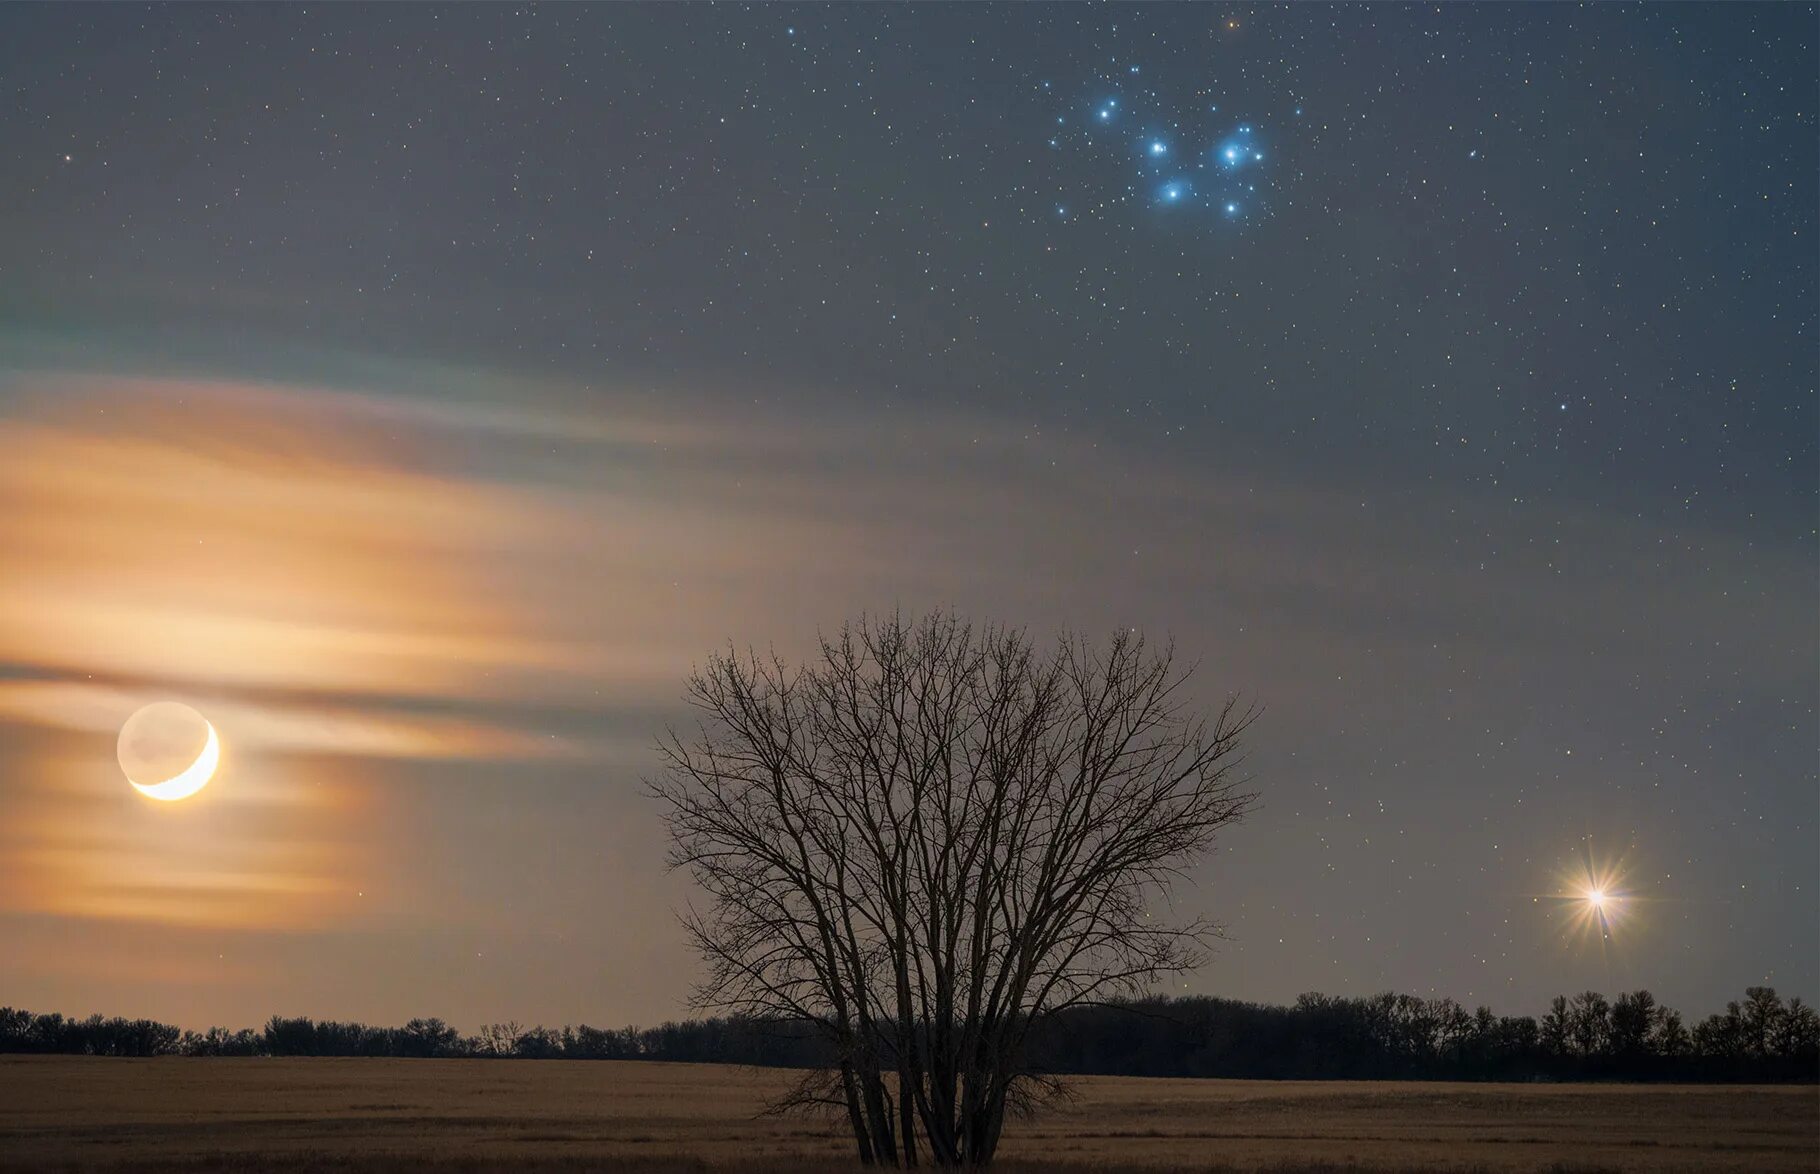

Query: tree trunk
[[840, 1059, 876, 1165], [971, 1084, 1007, 1167], [863, 1064, 898, 1165], [897, 1057, 920, 1167]]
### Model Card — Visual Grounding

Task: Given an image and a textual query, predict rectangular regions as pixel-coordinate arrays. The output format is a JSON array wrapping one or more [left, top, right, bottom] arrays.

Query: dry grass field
[[1, 1056, 1813, 1173]]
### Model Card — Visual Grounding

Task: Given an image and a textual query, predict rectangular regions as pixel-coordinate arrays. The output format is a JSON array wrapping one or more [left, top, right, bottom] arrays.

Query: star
[[1216, 130, 1257, 171]]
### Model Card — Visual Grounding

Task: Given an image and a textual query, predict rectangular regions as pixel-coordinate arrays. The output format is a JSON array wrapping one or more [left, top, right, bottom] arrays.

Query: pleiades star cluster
[[1044, 66, 1287, 224]]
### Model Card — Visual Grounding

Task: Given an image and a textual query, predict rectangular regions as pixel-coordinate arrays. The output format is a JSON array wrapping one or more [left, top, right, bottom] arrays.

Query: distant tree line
[[1024, 987, 1817, 1083], [3, 986, 1813, 1082]]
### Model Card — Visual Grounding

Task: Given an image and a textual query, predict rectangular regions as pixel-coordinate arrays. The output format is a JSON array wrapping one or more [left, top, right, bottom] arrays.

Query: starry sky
[[0, 4, 1813, 1031]]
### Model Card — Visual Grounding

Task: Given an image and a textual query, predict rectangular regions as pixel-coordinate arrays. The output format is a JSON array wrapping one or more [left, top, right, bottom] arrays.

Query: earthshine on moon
[[118, 702, 220, 801]]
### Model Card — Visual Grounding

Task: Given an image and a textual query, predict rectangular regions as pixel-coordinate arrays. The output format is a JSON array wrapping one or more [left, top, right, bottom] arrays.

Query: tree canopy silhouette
[[651, 611, 1257, 1167]]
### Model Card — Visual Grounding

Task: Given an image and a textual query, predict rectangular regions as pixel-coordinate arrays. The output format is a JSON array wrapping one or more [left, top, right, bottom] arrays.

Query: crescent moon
[[129, 721, 220, 801]]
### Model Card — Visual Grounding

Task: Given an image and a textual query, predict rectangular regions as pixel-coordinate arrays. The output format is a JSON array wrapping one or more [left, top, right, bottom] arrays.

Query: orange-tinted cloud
[[0, 379, 587, 698], [0, 375, 595, 931], [0, 728, 364, 931], [1, 366, 1809, 1021]]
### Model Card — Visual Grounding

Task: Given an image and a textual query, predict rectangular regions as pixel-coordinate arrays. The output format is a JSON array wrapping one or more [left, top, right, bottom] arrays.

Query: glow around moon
[[118, 702, 220, 801]]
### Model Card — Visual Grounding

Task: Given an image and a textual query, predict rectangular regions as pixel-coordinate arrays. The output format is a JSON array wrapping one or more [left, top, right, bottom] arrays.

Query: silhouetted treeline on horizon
[[3, 986, 1814, 1082]]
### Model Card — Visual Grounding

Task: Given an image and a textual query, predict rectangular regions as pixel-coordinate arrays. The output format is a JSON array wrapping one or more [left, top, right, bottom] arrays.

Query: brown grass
[[1, 1056, 1812, 1173]]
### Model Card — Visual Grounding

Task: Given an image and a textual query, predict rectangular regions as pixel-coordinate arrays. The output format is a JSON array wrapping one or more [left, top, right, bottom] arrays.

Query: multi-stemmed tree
[[652, 611, 1256, 1166]]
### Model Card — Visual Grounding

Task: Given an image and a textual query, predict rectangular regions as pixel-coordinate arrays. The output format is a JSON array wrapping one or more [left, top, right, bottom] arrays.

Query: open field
[[1, 1056, 1813, 1173]]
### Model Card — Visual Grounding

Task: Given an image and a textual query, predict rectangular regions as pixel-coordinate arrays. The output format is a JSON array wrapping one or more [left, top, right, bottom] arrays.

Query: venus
[[118, 702, 219, 801]]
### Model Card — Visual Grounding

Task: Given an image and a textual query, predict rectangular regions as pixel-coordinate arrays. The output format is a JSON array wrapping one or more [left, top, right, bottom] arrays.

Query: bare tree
[[477, 1021, 526, 1057], [651, 611, 1256, 1166]]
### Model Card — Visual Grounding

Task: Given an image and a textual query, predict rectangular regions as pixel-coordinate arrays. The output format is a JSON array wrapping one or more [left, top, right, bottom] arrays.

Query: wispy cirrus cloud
[[0, 362, 1808, 1015]]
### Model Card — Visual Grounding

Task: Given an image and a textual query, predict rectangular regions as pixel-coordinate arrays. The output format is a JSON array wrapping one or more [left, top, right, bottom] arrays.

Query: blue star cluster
[[1044, 70, 1290, 226]]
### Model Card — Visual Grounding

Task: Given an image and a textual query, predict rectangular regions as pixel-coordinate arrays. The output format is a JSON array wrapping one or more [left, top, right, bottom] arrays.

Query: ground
[[1, 1056, 1812, 1172]]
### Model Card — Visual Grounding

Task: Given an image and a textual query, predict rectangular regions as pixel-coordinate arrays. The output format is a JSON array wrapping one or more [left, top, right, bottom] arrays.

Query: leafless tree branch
[[649, 610, 1256, 1166]]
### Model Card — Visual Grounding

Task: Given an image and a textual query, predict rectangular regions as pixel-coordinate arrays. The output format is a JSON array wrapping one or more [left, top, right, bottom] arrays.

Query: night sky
[[1, 4, 1813, 1031]]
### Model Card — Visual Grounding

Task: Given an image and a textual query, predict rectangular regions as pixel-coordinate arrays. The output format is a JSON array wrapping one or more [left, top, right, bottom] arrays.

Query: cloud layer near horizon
[[0, 365, 1810, 1026]]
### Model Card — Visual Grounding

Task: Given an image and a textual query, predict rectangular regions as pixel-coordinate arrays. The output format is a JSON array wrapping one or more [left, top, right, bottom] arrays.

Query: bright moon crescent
[[120, 707, 220, 801]]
